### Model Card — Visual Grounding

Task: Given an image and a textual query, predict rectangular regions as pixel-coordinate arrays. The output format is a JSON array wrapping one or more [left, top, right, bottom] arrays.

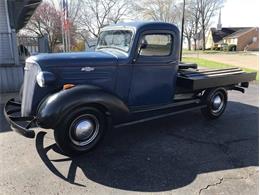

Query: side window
[[139, 34, 172, 56]]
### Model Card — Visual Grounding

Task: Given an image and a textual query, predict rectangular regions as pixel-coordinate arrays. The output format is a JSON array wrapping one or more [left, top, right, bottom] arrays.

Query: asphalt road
[[0, 84, 258, 195]]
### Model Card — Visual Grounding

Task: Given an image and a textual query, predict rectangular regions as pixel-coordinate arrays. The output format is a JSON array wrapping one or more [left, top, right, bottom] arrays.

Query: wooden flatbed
[[177, 67, 256, 91]]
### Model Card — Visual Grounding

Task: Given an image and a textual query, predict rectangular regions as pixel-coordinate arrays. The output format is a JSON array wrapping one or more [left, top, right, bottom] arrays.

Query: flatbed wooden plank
[[189, 71, 244, 79], [179, 67, 241, 76], [177, 71, 256, 91], [180, 69, 243, 77]]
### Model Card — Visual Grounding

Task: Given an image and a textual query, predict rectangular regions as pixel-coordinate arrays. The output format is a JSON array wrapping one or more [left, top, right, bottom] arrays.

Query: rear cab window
[[139, 34, 172, 56]]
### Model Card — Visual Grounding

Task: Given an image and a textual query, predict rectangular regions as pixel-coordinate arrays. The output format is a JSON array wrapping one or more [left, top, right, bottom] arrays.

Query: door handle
[[169, 60, 178, 64]]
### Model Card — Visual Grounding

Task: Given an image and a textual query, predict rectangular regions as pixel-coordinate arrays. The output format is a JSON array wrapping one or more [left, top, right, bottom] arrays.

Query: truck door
[[128, 31, 178, 107]]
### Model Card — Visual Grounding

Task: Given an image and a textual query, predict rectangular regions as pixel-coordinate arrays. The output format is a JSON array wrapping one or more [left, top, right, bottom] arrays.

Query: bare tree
[[182, 0, 201, 50], [79, 0, 131, 38], [134, 0, 179, 24], [24, 2, 62, 51], [198, 0, 224, 50], [183, 11, 195, 50], [67, 0, 82, 24], [24, 1, 80, 52], [191, 0, 201, 50]]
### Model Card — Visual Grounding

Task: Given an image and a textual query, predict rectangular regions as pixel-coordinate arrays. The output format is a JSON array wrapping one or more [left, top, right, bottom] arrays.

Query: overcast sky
[[212, 0, 260, 27], [48, 0, 260, 28]]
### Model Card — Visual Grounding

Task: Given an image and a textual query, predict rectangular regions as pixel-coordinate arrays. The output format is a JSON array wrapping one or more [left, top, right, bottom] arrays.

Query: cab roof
[[102, 21, 180, 33]]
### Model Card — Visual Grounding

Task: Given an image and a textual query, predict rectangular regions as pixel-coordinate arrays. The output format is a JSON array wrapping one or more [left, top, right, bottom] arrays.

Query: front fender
[[36, 85, 129, 128]]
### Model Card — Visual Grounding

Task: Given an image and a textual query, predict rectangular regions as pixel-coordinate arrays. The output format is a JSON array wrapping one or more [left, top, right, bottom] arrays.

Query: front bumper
[[4, 98, 36, 138]]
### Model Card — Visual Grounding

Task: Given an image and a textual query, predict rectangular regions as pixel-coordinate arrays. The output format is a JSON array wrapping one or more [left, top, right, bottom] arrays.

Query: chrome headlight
[[36, 71, 56, 87]]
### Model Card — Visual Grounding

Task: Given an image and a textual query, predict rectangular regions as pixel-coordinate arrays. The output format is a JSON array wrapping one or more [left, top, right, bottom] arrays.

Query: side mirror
[[140, 40, 148, 49], [138, 39, 148, 55]]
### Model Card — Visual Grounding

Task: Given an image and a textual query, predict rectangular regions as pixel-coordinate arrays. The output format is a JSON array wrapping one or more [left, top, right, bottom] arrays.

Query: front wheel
[[201, 88, 228, 119], [54, 107, 107, 156]]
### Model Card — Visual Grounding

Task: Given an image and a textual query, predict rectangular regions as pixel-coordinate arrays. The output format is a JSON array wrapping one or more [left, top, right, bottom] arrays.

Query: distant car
[[5, 22, 256, 156]]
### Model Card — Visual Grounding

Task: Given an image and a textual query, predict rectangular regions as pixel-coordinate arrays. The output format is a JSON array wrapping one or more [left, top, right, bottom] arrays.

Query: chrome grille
[[21, 62, 40, 116]]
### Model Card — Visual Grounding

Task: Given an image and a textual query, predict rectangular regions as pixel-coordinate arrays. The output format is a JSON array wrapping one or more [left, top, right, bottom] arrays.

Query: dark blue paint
[[29, 21, 180, 109]]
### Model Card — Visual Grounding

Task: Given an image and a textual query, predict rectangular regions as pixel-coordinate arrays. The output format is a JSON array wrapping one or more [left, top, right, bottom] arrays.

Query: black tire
[[201, 88, 227, 119], [54, 107, 107, 156]]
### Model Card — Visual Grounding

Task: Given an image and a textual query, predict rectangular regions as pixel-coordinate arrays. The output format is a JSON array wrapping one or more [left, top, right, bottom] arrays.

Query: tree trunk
[[194, 38, 197, 50], [202, 22, 206, 50], [200, 0, 206, 50], [194, 21, 198, 50], [187, 38, 191, 50]]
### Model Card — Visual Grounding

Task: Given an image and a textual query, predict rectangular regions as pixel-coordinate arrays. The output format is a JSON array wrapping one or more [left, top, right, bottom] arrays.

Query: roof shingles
[[211, 27, 253, 43]]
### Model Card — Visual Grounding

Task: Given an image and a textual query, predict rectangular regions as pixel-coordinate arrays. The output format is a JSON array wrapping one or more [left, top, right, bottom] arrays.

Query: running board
[[114, 104, 206, 128], [130, 98, 201, 114]]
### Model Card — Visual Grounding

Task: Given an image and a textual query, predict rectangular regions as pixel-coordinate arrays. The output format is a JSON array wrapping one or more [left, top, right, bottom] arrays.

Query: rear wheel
[[54, 107, 107, 156], [201, 88, 228, 119]]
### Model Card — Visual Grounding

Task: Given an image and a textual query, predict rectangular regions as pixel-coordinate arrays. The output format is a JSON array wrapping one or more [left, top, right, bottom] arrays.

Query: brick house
[[205, 27, 251, 49], [197, 11, 259, 51], [223, 27, 259, 51]]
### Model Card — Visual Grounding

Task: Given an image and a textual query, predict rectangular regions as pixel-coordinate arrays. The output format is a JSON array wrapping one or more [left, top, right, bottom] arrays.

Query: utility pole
[[61, 0, 70, 52], [180, 0, 186, 62]]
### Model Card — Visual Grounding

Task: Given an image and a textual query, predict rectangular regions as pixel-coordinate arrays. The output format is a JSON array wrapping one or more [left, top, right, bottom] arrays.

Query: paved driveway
[[0, 84, 258, 195]]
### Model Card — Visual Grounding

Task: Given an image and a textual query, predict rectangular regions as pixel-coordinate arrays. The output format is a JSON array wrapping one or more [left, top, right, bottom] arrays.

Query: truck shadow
[[35, 101, 259, 192]]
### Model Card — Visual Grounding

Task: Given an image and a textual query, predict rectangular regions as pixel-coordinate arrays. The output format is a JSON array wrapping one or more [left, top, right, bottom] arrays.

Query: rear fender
[[37, 85, 129, 128]]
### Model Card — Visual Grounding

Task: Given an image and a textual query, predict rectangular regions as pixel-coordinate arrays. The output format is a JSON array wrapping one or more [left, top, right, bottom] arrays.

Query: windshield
[[96, 30, 133, 52]]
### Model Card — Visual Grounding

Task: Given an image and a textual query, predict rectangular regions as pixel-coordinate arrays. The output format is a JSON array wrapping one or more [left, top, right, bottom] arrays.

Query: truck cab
[[4, 22, 256, 156], [100, 22, 180, 107]]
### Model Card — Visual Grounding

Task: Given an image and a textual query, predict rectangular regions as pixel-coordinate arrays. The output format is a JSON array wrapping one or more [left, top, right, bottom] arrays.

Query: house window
[[230, 38, 237, 45]]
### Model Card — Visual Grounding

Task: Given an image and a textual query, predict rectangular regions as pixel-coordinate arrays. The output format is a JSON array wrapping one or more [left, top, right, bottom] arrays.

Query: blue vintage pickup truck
[[5, 21, 256, 155]]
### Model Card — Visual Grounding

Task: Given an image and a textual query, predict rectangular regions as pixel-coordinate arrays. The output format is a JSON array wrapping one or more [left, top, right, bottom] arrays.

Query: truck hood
[[28, 51, 118, 68], [22, 51, 120, 116]]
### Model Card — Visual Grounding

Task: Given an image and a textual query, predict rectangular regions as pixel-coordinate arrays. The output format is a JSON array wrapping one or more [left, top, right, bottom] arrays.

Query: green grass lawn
[[182, 50, 257, 56], [183, 57, 259, 81], [183, 50, 223, 55]]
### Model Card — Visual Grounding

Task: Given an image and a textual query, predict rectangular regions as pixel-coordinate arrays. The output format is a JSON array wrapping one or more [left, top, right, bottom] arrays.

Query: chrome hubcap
[[74, 120, 94, 140], [69, 114, 99, 146], [212, 95, 222, 109], [212, 95, 224, 113]]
